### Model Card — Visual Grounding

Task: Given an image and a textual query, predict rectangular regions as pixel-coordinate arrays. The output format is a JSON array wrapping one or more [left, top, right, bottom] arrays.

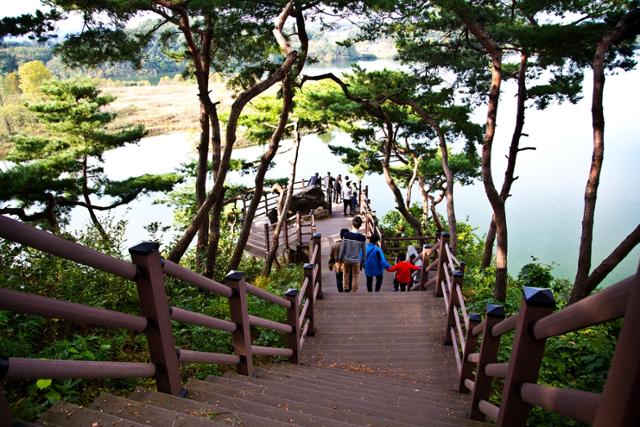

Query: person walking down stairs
[[339, 216, 366, 292], [329, 228, 350, 292], [364, 234, 391, 292], [388, 253, 420, 292]]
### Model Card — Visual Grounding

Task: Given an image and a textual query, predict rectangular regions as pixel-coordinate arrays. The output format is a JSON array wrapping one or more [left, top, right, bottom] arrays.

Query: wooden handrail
[[520, 383, 601, 425], [177, 349, 240, 366], [249, 314, 293, 334], [163, 260, 233, 298], [0, 215, 137, 280], [251, 345, 294, 357], [170, 307, 237, 333], [3, 359, 156, 380], [0, 288, 147, 332], [533, 276, 633, 340], [491, 313, 519, 337], [246, 283, 291, 308]]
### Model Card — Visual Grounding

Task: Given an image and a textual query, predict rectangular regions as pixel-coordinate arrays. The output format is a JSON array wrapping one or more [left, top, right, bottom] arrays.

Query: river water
[[70, 59, 639, 286]]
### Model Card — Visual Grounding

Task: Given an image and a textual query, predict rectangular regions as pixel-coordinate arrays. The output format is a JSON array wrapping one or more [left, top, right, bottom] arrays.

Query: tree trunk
[[195, 103, 210, 271], [204, 103, 223, 278], [167, 2, 298, 265], [81, 155, 109, 242], [429, 194, 445, 232], [570, 10, 640, 303], [405, 154, 420, 206], [418, 176, 430, 231], [458, 14, 507, 301], [481, 51, 529, 268], [264, 121, 301, 275], [380, 121, 423, 236], [167, 57, 298, 265], [229, 75, 294, 270]]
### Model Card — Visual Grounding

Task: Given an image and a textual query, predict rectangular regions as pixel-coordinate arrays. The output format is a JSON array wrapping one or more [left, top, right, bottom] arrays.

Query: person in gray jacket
[[339, 216, 366, 292]]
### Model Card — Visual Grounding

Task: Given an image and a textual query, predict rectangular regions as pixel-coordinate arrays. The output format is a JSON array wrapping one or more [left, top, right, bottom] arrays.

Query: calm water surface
[[71, 62, 639, 286]]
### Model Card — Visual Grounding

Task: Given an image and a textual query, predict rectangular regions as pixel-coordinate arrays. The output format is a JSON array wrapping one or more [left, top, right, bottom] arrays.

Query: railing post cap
[[303, 263, 314, 270], [469, 313, 482, 323], [486, 304, 505, 318], [285, 288, 299, 297], [423, 244, 432, 249], [129, 241, 160, 255], [523, 287, 556, 308], [453, 270, 464, 277], [313, 232, 322, 239], [225, 270, 245, 281], [442, 232, 450, 238]]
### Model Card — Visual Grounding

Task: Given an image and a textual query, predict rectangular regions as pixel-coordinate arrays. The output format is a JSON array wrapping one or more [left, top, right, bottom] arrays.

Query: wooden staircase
[[32, 292, 486, 427]]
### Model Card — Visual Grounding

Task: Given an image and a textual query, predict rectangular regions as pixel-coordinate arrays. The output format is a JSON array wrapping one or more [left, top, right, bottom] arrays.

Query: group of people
[[308, 172, 359, 216], [328, 216, 422, 293]]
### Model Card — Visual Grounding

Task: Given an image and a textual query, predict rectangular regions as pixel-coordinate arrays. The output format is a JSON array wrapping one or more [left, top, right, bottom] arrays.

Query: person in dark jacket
[[329, 228, 350, 292], [364, 234, 391, 292], [339, 216, 366, 292]]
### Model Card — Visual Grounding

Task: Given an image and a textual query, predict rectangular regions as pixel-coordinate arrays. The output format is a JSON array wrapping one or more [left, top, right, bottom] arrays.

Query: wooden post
[[303, 263, 317, 336], [419, 244, 432, 290], [434, 232, 450, 297], [285, 288, 301, 364], [470, 304, 505, 421], [263, 193, 269, 217], [263, 222, 270, 254], [284, 217, 290, 251], [225, 271, 254, 377], [443, 269, 464, 345], [497, 287, 556, 426], [364, 185, 369, 198], [313, 233, 323, 299], [593, 265, 640, 426], [0, 381, 11, 427], [459, 313, 482, 393], [296, 212, 302, 246], [129, 242, 181, 395]]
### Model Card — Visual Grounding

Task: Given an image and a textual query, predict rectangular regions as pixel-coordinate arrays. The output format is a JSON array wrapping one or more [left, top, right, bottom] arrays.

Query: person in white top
[[342, 185, 353, 215]]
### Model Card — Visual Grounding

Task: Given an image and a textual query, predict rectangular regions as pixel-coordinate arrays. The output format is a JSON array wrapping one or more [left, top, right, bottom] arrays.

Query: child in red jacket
[[387, 253, 420, 292]]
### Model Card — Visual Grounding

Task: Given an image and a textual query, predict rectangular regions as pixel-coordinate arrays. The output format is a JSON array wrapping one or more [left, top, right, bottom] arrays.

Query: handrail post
[[264, 222, 270, 254], [593, 265, 640, 426], [129, 242, 181, 395], [225, 271, 254, 377], [303, 263, 317, 336], [434, 232, 450, 297], [497, 287, 555, 426], [284, 217, 290, 251], [1, 381, 11, 426], [364, 185, 369, 198], [443, 269, 463, 345], [285, 288, 301, 364], [459, 313, 482, 393], [419, 244, 433, 290], [470, 304, 505, 421], [263, 193, 269, 217], [313, 233, 323, 299], [296, 212, 302, 246]]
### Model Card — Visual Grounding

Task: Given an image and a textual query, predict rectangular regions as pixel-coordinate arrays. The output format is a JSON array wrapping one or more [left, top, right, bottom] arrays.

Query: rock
[[313, 207, 331, 220], [289, 186, 329, 214]]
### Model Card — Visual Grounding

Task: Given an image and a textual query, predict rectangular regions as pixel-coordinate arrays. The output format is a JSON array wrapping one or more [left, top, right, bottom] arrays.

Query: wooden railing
[[250, 210, 316, 257], [420, 232, 640, 426], [0, 215, 323, 424]]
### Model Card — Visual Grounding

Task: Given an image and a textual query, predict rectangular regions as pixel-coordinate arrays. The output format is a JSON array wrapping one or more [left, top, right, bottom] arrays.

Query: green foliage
[[1, 217, 304, 420], [0, 78, 181, 229], [17, 60, 51, 100]]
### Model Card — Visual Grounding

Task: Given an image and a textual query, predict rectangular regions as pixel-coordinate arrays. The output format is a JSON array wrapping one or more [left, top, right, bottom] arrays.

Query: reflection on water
[[69, 63, 639, 286]]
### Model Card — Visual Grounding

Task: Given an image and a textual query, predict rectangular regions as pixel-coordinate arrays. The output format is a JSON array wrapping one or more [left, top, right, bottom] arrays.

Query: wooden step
[[128, 387, 292, 427], [37, 402, 148, 427], [88, 392, 223, 426], [185, 378, 361, 427]]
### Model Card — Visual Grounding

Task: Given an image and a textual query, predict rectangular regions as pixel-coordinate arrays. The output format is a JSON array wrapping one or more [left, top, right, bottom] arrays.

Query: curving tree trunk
[[570, 9, 640, 303], [481, 51, 530, 268], [167, 2, 299, 264], [264, 121, 301, 275]]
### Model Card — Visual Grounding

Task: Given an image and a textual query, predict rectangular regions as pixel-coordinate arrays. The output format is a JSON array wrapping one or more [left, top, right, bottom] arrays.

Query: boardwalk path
[[303, 202, 464, 391]]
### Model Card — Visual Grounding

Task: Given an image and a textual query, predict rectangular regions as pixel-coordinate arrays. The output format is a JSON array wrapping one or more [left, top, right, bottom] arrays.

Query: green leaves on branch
[[0, 78, 181, 229]]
